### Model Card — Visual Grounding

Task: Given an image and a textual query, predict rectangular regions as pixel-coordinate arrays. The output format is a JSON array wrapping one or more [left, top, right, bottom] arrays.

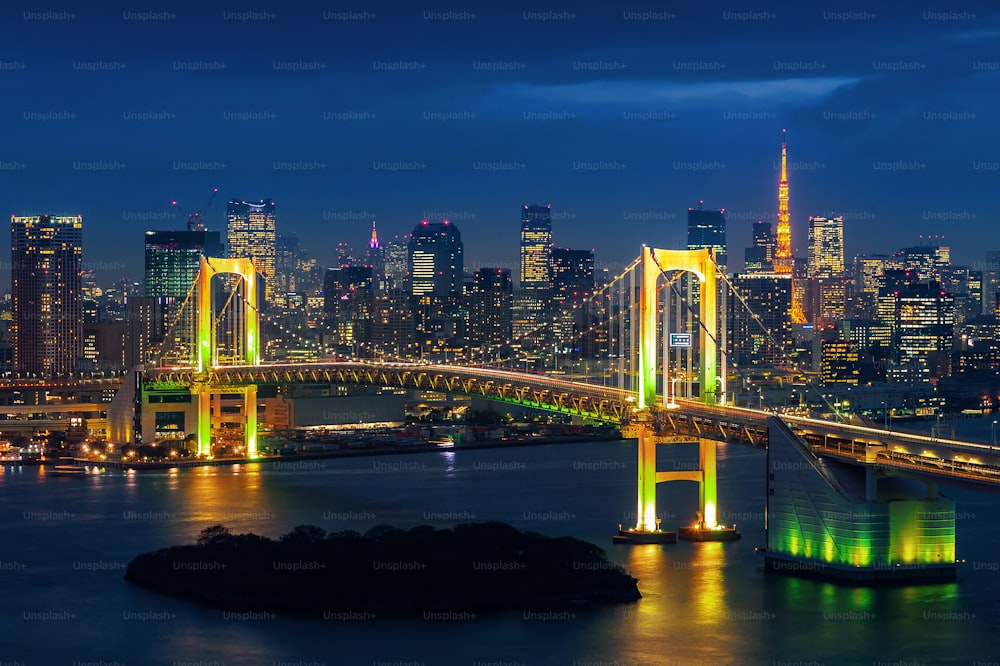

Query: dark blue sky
[[3, 0, 999, 285]]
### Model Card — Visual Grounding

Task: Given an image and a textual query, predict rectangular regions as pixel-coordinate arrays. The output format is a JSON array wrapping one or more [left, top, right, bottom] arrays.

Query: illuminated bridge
[[106, 248, 999, 582]]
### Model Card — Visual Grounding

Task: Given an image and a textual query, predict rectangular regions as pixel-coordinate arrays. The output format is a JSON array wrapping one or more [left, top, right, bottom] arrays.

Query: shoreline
[[22, 431, 624, 471]]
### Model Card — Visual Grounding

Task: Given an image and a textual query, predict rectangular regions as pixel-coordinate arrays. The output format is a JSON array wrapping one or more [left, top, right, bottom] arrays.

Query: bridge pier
[[615, 415, 739, 544], [766, 417, 956, 582], [615, 416, 676, 544]]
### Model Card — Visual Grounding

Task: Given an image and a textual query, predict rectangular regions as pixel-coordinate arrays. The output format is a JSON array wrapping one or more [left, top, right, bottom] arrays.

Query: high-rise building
[[144, 230, 224, 298], [745, 220, 775, 273], [849, 254, 889, 318], [687, 206, 727, 271], [373, 290, 415, 358], [806, 215, 845, 278], [550, 248, 595, 304], [382, 238, 410, 292], [227, 199, 276, 303], [408, 220, 463, 297], [520, 204, 552, 290], [727, 272, 792, 367], [366, 220, 384, 278], [408, 220, 464, 350], [893, 244, 950, 282], [323, 266, 375, 350], [803, 277, 848, 329], [274, 235, 319, 306], [984, 250, 1000, 315], [468, 268, 513, 350], [11, 214, 83, 377], [821, 339, 860, 385], [885, 280, 955, 384], [124, 296, 171, 368]]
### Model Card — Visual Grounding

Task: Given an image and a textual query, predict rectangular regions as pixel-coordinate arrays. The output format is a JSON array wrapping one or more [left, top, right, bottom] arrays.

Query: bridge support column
[[636, 430, 657, 532], [244, 385, 258, 458], [678, 439, 740, 541], [613, 417, 676, 544], [196, 386, 211, 458], [865, 467, 878, 502], [700, 438, 718, 528]]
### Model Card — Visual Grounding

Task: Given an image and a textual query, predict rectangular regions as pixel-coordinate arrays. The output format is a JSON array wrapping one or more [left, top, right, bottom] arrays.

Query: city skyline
[[2, 1, 998, 286]]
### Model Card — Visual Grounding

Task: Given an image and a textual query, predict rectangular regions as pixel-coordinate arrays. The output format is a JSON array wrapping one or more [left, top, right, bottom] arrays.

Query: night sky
[[3, 0, 999, 286]]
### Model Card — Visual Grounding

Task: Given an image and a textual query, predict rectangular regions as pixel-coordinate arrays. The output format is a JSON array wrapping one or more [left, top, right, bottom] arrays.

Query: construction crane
[[172, 187, 219, 231]]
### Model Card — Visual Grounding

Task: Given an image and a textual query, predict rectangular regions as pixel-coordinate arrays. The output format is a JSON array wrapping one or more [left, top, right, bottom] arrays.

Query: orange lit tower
[[774, 129, 805, 323], [775, 130, 791, 271]]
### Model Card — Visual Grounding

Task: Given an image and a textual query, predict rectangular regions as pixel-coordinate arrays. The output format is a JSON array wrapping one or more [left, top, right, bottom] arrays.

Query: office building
[[227, 199, 276, 303], [520, 204, 552, 291], [727, 272, 792, 367], [144, 230, 224, 298], [551, 248, 595, 304], [11, 214, 83, 377], [408, 220, 463, 298], [745, 220, 775, 273], [806, 215, 845, 278], [468, 268, 513, 349], [687, 206, 727, 271]]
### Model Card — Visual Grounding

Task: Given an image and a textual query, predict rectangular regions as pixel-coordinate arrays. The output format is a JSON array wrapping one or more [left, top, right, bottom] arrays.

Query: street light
[[882, 401, 889, 431], [992, 419, 997, 450], [667, 377, 682, 408]]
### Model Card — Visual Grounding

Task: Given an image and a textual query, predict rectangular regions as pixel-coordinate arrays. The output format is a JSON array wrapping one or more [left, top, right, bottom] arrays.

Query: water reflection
[[439, 450, 456, 476]]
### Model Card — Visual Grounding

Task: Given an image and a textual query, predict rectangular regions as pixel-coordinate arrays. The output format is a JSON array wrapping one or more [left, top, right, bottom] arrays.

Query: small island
[[124, 522, 640, 615]]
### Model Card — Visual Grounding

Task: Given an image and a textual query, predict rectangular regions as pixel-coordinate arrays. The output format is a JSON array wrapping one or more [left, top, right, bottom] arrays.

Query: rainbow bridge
[[108, 249, 1000, 582]]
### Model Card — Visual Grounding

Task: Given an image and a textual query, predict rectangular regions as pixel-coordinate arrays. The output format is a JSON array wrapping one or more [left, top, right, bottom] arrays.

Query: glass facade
[[11, 214, 82, 377], [520, 204, 552, 291], [227, 199, 276, 303]]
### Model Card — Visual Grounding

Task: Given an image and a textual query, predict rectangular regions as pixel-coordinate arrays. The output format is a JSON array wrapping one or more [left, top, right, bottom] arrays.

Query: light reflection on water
[[0, 442, 995, 664]]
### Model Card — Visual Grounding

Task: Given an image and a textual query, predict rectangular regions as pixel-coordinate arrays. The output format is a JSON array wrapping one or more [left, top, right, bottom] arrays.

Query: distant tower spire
[[775, 129, 791, 272], [773, 129, 806, 324], [369, 220, 380, 249]]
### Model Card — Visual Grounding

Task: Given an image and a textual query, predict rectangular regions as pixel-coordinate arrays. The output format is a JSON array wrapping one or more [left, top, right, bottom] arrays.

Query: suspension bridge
[[106, 248, 1000, 582]]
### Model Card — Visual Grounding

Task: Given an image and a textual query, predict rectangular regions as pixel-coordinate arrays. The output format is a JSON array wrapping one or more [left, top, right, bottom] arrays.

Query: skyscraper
[[687, 205, 727, 271], [887, 280, 955, 384], [727, 272, 792, 367], [745, 220, 775, 273], [520, 204, 552, 290], [408, 220, 463, 297], [550, 248, 595, 304], [468, 268, 513, 350], [806, 215, 845, 278], [11, 214, 83, 377], [144, 230, 224, 298], [227, 199, 276, 303], [409, 220, 465, 349]]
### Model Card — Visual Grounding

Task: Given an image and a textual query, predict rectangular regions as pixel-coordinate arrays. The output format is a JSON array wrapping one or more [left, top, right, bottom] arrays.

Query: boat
[[51, 464, 86, 476]]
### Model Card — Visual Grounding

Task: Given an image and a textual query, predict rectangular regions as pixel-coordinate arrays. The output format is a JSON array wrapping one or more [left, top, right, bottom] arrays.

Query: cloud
[[495, 77, 861, 108]]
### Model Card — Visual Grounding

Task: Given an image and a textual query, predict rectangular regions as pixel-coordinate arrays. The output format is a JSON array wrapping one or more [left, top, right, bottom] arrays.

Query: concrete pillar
[[244, 385, 258, 458], [699, 438, 718, 527], [637, 429, 657, 531], [197, 388, 211, 457], [865, 466, 878, 501]]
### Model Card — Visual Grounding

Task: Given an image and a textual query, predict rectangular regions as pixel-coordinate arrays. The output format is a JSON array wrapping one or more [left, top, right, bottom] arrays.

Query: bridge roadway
[[144, 361, 1000, 488]]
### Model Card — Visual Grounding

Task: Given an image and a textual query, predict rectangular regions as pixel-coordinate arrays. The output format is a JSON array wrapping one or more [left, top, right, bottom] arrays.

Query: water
[[1, 432, 999, 665]]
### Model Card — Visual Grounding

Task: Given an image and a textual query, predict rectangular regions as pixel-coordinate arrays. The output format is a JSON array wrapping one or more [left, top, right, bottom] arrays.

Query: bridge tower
[[616, 246, 739, 544], [191, 256, 261, 458], [121, 257, 263, 458]]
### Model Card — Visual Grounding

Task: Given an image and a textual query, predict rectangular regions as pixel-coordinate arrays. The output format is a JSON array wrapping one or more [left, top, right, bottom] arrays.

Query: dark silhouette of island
[[125, 522, 640, 615]]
